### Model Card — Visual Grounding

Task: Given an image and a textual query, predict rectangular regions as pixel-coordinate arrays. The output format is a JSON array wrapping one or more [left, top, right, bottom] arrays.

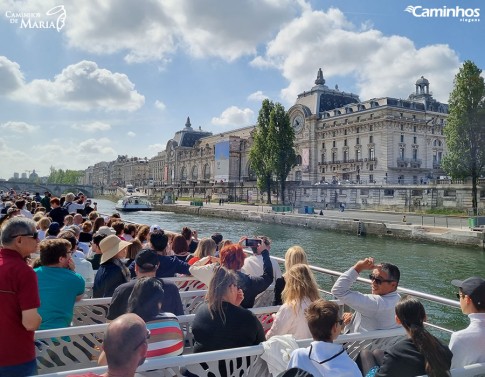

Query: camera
[[245, 238, 261, 247], [93, 202, 97, 205]]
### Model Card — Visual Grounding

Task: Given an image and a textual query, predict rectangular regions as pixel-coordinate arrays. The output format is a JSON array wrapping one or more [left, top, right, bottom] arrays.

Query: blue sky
[[0, 0, 483, 179]]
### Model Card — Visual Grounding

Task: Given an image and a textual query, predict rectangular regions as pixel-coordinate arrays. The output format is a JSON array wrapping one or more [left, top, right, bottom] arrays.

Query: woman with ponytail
[[362, 296, 452, 377]]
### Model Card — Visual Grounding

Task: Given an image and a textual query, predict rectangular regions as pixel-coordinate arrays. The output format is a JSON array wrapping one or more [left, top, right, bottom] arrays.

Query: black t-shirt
[[192, 301, 265, 353], [376, 338, 452, 377], [48, 206, 69, 225], [106, 278, 184, 320]]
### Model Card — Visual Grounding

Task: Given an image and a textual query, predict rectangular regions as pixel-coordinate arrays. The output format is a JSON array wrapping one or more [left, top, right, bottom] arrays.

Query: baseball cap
[[48, 222, 61, 236], [135, 249, 159, 271], [150, 224, 162, 233], [96, 226, 116, 237], [452, 276, 485, 309]]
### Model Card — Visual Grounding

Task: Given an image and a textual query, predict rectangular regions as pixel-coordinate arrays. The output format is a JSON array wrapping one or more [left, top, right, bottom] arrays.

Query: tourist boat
[[36, 255, 485, 377], [115, 196, 153, 212]]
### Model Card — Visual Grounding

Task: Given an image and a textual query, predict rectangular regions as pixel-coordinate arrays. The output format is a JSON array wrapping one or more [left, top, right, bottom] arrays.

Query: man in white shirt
[[449, 276, 485, 369], [331, 257, 401, 332], [241, 235, 282, 282]]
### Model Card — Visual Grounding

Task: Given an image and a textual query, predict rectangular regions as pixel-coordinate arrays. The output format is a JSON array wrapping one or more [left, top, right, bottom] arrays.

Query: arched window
[[191, 165, 198, 180], [203, 163, 211, 180], [296, 155, 302, 165], [180, 167, 187, 181]]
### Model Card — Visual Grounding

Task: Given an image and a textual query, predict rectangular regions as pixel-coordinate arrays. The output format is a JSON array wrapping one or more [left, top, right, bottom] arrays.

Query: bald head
[[103, 313, 147, 369]]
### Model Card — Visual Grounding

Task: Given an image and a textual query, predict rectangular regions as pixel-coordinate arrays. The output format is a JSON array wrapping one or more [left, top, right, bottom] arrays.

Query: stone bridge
[[0, 181, 94, 198]]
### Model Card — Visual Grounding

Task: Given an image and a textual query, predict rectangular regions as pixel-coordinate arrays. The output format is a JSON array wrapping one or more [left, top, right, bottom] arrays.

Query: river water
[[97, 198, 485, 337]]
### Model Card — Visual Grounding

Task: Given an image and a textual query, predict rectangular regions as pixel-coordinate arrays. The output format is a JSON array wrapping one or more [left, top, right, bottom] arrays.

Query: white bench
[[37, 328, 410, 377], [35, 306, 280, 375]]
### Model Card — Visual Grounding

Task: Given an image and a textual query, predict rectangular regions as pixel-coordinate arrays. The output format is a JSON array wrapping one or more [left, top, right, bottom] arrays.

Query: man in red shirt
[[0, 217, 42, 376]]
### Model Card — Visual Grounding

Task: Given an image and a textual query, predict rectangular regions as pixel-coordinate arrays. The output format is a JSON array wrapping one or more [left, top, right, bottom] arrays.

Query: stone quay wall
[[153, 204, 485, 250]]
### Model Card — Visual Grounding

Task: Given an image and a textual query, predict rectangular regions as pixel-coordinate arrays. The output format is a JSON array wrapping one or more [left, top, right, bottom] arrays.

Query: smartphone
[[245, 238, 261, 247]]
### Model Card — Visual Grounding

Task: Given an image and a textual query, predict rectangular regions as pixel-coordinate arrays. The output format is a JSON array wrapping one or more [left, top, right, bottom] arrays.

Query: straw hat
[[100, 235, 132, 264]]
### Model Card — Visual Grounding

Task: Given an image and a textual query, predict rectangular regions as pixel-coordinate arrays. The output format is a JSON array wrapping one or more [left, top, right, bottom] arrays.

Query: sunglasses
[[369, 274, 394, 285], [456, 292, 465, 299], [11, 231, 39, 240], [133, 329, 151, 350]]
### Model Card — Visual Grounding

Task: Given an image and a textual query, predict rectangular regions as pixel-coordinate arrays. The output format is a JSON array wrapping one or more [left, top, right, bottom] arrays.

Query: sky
[[0, 0, 483, 179]]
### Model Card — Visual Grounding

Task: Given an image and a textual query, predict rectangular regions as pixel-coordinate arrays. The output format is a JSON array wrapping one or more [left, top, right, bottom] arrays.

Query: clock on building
[[292, 114, 304, 132]]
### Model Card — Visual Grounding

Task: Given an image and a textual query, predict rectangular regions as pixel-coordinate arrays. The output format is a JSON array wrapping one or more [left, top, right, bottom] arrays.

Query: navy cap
[[452, 276, 485, 309]]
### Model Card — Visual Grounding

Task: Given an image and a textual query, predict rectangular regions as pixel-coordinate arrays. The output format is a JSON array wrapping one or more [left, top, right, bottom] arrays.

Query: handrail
[[37, 327, 406, 377], [74, 289, 208, 307]]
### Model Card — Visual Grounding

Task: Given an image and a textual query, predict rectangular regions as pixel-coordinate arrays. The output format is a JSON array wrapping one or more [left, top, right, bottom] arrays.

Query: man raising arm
[[331, 257, 401, 332]]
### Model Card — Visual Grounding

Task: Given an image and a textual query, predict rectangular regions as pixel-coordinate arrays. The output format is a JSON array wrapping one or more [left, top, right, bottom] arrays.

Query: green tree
[[268, 103, 296, 204], [249, 99, 275, 204], [442, 61, 485, 215], [47, 167, 83, 184]]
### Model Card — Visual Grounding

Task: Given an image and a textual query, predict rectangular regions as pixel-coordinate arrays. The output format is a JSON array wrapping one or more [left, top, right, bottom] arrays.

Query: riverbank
[[151, 201, 485, 250]]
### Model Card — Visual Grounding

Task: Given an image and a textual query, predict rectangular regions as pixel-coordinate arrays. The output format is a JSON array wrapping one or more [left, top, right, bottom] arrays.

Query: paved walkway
[[174, 200, 472, 231]]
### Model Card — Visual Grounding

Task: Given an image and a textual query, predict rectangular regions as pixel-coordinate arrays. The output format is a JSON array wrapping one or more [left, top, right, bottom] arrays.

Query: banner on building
[[215, 141, 230, 181], [164, 166, 168, 182]]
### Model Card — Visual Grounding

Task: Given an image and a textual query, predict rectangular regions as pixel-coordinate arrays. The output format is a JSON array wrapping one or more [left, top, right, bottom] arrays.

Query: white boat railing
[[37, 326, 485, 377], [34, 306, 282, 374]]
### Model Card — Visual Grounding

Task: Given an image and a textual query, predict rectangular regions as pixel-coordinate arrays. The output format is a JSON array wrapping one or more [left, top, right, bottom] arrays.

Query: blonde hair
[[206, 267, 238, 324], [63, 215, 74, 226], [284, 246, 308, 272], [282, 264, 320, 312], [37, 217, 51, 231], [193, 238, 217, 259]]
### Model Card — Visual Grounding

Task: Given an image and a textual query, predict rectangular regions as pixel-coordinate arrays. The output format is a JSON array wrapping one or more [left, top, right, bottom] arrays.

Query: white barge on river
[[115, 196, 153, 212], [35, 256, 485, 377]]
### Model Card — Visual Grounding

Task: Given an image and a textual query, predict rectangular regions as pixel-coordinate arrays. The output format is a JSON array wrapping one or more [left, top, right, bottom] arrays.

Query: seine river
[[97, 198, 485, 338]]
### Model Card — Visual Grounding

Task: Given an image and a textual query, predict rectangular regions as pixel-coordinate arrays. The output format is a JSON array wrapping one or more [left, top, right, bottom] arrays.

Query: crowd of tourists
[[0, 190, 484, 377]]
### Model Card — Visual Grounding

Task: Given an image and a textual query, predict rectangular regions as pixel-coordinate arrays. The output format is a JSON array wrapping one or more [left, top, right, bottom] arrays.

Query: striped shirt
[[146, 313, 184, 357]]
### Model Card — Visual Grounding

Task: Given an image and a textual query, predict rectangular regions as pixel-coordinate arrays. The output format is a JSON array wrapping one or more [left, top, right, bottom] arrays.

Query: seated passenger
[[273, 246, 308, 306], [331, 257, 401, 332], [107, 249, 184, 320], [288, 299, 361, 377], [266, 264, 319, 340], [192, 266, 265, 352], [35, 238, 85, 329], [128, 231, 190, 278], [99, 277, 183, 365], [360, 296, 452, 377], [71, 314, 149, 377], [93, 235, 132, 298], [188, 237, 217, 265], [449, 276, 485, 368], [190, 242, 273, 308], [241, 235, 282, 283]]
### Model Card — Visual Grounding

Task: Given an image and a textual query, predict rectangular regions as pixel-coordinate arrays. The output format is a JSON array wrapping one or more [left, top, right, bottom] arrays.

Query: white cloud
[[5, 60, 144, 111], [0, 121, 38, 133], [247, 91, 268, 102], [0, 136, 118, 178], [0, 56, 24, 94], [211, 106, 254, 127], [71, 121, 112, 132], [127, 131, 136, 137], [148, 143, 164, 153], [154, 100, 166, 110], [253, 7, 460, 104], [58, 0, 302, 63]]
